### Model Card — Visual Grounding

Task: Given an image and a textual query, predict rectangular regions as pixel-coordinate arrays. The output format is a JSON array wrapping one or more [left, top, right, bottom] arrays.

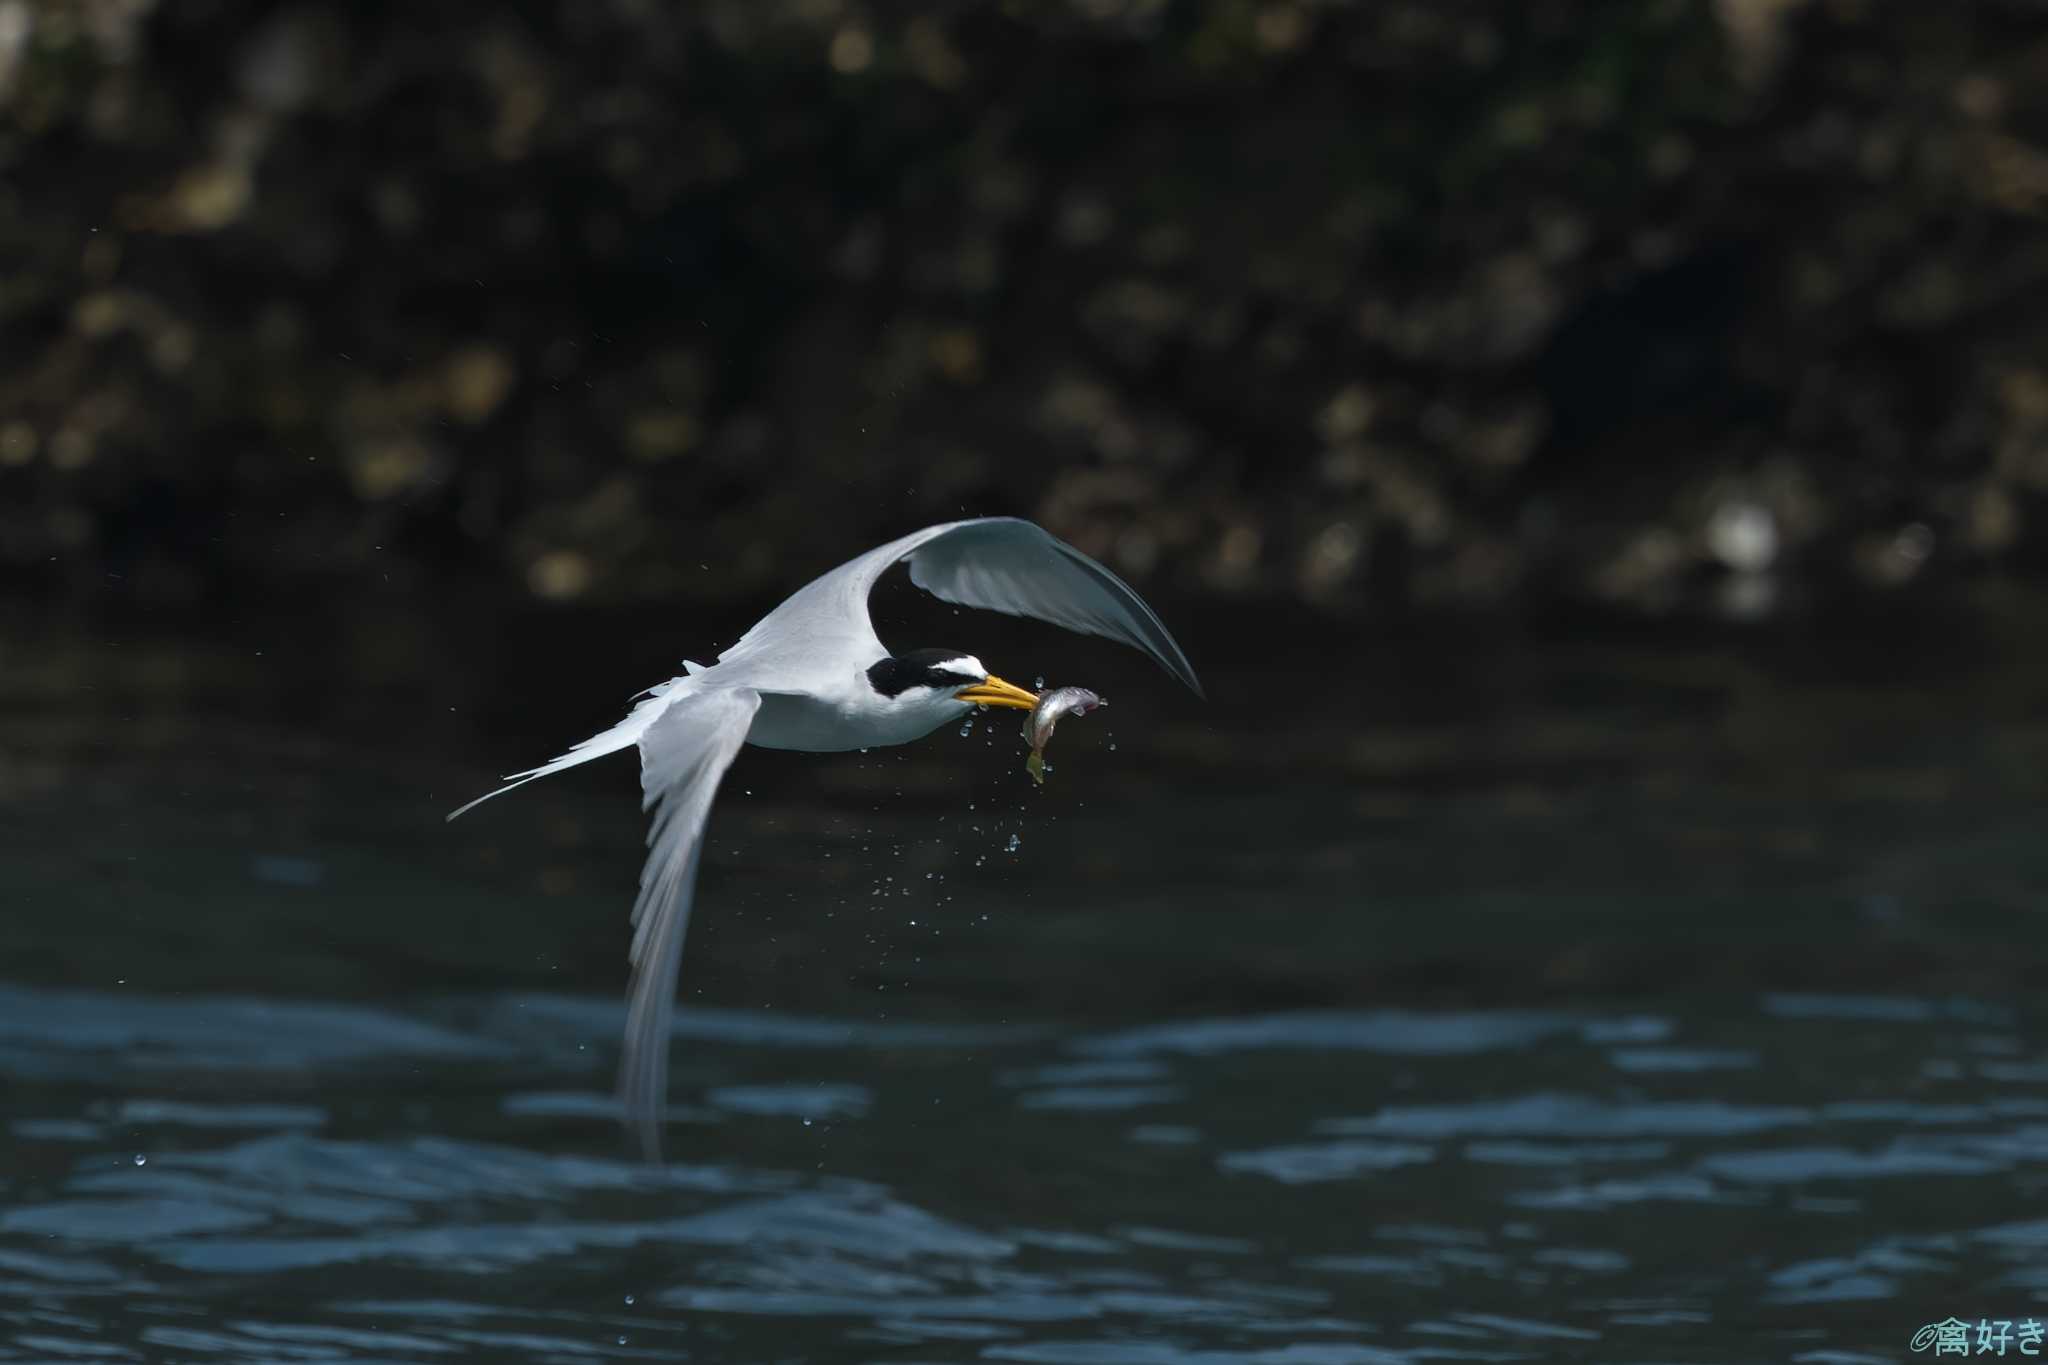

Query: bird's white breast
[[745, 688, 967, 753]]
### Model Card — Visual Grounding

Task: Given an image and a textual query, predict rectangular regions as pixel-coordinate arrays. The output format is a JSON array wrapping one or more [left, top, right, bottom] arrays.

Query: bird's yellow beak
[[957, 674, 1040, 710]]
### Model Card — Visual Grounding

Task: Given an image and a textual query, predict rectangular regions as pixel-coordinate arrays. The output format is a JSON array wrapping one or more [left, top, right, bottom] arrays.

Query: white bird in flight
[[451, 517, 1202, 1154]]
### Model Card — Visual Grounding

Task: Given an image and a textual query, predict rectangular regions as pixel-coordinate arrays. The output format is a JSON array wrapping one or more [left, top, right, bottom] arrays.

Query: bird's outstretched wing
[[902, 519, 1203, 696], [620, 684, 761, 1158], [717, 517, 1203, 696]]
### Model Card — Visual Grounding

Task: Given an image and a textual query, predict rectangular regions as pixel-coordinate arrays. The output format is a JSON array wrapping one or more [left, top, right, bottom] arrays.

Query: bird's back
[[708, 524, 956, 691]]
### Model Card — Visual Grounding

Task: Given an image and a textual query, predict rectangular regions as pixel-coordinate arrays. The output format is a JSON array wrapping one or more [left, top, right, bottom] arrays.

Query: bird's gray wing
[[620, 684, 761, 1158], [713, 516, 1200, 696], [901, 518, 1203, 697]]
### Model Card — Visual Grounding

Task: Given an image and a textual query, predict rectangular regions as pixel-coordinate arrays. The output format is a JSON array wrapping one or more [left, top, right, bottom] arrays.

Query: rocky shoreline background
[[4, 0, 2046, 622]]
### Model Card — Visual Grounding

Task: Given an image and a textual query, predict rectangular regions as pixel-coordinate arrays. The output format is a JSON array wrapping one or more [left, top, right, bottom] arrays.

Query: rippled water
[[8, 599, 2048, 1361], [4, 983, 2046, 1361]]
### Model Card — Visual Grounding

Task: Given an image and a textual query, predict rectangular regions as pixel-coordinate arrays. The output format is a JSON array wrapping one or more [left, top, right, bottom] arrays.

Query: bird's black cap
[[866, 648, 983, 697]]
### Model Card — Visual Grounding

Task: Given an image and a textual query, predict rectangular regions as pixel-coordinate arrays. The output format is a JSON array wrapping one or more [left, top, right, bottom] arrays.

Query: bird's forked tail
[[444, 674, 696, 821]]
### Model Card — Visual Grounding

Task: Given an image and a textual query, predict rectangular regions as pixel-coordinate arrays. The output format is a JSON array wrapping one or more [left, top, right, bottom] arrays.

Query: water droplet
[[133, 1154, 146, 1166], [1109, 742, 1117, 751], [958, 721, 973, 737], [624, 1293, 636, 1306], [975, 855, 985, 866], [1034, 675, 1046, 690], [617, 1335, 629, 1347], [1006, 833, 1021, 853], [802, 1117, 813, 1127]]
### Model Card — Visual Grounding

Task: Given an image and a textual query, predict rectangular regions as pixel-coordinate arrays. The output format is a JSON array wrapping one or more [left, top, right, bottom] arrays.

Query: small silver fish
[[1021, 687, 1106, 784]]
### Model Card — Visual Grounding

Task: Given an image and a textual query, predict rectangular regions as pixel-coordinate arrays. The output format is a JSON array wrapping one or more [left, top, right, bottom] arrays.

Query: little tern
[[451, 516, 1202, 1154]]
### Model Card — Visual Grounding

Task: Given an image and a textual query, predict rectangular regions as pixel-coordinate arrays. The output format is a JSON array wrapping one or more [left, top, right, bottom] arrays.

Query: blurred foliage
[[2, 0, 2047, 618]]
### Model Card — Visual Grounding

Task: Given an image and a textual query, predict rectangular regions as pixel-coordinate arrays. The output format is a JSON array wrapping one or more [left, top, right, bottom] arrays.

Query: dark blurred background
[[8, 0, 2048, 1017], [6, 0, 2048, 620]]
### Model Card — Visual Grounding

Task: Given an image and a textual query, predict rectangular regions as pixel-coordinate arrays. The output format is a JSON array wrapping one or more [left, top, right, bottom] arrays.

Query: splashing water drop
[[1006, 833, 1021, 853], [133, 1154, 146, 1167], [1034, 675, 1046, 690], [975, 855, 986, 866]]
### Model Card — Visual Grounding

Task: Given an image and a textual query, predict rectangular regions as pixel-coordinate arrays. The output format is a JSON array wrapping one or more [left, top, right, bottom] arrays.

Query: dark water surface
[[5, 596, 2048, 1362]]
